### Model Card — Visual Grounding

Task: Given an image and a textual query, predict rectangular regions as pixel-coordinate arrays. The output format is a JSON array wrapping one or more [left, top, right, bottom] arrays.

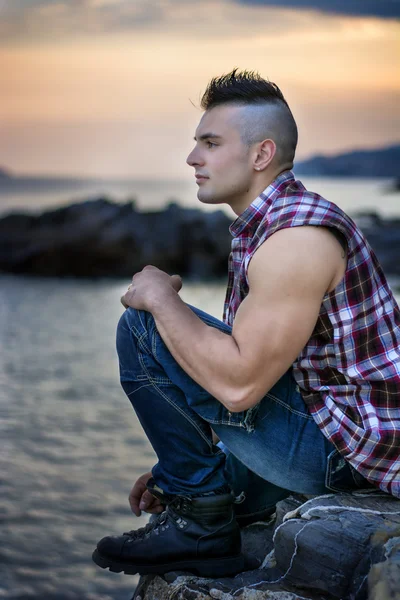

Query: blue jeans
[[117, 305, 369, 517]]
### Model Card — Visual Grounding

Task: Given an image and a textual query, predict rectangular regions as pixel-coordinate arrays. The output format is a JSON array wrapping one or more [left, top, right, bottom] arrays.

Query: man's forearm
[[149, 289, 247, 411]]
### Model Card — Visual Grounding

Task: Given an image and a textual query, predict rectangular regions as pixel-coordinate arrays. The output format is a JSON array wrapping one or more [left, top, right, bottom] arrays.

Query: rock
[[367, 529, 400, 600], [0, 198, 232, 278], [352, 211, 400, 279], [273, 493, 400, 599], [131, 492, 400, 600], [1, 199, 400, 281]]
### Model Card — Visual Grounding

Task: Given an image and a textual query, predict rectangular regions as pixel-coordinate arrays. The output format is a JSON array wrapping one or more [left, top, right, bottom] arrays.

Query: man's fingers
[[129, 490, 143, 516], [122, 270, 182, 309], [138, 489, 165, 514], [171, 274, 183, 292], [129, 471, 156, 516], [129, 476, 149, 515], [130, 489, 164, 516], [128, 470, 166, 516], [143, 496, 164, 514], [138, 489, 156, 510]]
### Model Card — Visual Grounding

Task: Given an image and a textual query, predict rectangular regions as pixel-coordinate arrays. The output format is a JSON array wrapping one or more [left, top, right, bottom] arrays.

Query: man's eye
[[207, 141, 216, 148]]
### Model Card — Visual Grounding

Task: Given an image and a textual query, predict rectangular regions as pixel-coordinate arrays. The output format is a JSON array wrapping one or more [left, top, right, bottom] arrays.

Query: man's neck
[[229, 168, 290, 216]]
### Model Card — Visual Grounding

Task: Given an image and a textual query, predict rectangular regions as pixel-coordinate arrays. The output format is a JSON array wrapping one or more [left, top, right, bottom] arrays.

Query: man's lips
[[195, 174, 208, 182]]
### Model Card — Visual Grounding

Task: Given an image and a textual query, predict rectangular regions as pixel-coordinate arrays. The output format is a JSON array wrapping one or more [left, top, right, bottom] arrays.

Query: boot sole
[[92, 548, 245, 577]]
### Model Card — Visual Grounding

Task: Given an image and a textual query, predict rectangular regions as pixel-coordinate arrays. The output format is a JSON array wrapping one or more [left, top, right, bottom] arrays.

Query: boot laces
[[123, 496, 192, 540], [123, 511, 168, 539]]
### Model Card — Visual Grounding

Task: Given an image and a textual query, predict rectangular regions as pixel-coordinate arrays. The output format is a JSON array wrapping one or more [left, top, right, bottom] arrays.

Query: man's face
[[186, 105, 254, 210]]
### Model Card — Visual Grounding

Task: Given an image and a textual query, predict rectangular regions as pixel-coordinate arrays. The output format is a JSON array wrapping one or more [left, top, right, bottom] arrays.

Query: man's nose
[[186, 147, 203, 167]]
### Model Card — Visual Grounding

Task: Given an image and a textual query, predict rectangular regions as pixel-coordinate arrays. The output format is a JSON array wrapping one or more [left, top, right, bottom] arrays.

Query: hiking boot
[[92, 492, 245, 577]]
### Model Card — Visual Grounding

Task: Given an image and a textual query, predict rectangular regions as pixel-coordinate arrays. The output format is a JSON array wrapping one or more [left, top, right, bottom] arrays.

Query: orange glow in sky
[[0, 1, 399, 177]]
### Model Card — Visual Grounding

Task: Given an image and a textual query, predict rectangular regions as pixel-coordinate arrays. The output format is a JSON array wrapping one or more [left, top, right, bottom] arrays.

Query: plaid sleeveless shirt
[[223, 170, 400, 497]]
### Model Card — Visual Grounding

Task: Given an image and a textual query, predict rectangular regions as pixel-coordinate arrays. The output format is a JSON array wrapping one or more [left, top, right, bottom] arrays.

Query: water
[[0, 175, 399, 218], [0, 276, 227, 599], [0, 177, 202, 217]]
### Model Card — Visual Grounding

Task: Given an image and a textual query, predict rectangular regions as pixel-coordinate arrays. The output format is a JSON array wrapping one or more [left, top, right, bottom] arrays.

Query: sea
[[0, 173, 399, 218], [1, 176, 399, 600]]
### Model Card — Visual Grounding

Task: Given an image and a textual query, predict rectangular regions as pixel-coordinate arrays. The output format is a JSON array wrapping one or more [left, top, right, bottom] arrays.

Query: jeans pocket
[[325, 449, 370, 493]]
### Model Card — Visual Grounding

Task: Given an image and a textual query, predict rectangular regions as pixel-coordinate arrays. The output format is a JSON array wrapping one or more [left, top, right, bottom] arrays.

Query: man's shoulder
[[249, 182, 362, 254], [266, 182, 353, 230], [276, 179, 334, 211]]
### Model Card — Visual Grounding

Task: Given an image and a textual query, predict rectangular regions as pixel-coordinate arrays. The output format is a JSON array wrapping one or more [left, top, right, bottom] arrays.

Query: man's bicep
[[230, 229, 338, 405], [231, 282, 323, 400]]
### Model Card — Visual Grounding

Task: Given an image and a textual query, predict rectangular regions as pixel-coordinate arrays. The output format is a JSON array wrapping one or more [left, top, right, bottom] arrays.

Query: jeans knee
[[116, 308, 139, 354], [116, 309, 155, 382], [118, 307, 148, 333], [116, 308, 155, 355]]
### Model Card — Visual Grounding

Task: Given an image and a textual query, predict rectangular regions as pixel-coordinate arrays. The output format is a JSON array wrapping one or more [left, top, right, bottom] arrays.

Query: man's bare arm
[[123, 226, 346, 412]]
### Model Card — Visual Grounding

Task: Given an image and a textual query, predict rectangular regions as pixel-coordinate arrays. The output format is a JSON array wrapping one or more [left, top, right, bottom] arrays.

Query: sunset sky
[[0, 0, 399, 179]]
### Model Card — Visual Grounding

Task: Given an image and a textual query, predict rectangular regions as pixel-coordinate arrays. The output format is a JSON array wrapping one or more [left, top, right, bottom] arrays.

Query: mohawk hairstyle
[[200, 68, 298, 168], [200, 68, 289, 110]]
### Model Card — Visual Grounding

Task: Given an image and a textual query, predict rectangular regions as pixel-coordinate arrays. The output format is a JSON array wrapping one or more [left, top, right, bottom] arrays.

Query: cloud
[[0, 0, 165, 43], [0, 0, 307, 45], [0, 0, 398, 46], [237, 0, 400, 19]]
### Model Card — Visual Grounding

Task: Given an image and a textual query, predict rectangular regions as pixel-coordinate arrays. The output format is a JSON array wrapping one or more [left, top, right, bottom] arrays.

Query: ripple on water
[[0, 275, 227, 598]]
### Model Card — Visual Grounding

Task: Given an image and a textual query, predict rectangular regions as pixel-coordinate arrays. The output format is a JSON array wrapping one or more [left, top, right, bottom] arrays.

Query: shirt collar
[[229, 170, 295, 237]]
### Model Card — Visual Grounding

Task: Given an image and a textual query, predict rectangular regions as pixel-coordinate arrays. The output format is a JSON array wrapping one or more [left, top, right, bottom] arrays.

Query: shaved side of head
[[233, 102, 298, 169]]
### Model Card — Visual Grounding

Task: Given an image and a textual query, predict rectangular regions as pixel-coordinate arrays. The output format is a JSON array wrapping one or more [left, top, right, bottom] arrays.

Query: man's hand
[[129, 471, 165, 517], [121, 266, 182, 312]]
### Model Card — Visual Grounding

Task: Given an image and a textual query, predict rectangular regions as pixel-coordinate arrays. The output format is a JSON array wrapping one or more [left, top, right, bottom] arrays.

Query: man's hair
[[200, 69, 298, 168]]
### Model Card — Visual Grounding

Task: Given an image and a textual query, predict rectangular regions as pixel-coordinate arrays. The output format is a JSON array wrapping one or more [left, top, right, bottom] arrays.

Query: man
[[93, 70, 400, 578]]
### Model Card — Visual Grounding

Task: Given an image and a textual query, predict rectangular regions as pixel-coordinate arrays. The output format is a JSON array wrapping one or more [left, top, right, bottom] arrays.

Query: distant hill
[[295, 144, 400, 177], [0, 167, 12, 179]]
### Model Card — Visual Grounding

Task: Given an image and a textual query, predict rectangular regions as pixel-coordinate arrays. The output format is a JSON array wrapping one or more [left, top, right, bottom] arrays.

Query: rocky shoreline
[[131, 492, 400, 600], [0, 199, 231, 279], [1, 198, 400, 283]]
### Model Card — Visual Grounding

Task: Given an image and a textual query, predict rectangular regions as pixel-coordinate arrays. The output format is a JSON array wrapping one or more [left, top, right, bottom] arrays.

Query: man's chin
[[197, 190, 222, 205]]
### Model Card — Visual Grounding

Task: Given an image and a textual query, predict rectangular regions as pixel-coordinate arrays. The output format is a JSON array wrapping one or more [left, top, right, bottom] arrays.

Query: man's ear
[[253, 139, 276, 172]]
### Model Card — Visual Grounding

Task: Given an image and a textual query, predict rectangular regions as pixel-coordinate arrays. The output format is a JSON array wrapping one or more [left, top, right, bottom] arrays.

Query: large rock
[[131, 492, 400, 600], [352, 211, 400, 277], [1, 199, 400, 281], [0, 199, 232, 278]]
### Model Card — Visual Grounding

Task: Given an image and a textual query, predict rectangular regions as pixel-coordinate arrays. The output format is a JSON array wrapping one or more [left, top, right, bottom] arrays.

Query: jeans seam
[[127, 312, 152, 354], [150, 323, 158, 358], [125, 382, 153, 396], [130, 326, 151, 354], [137, 351, 214, 449], [121, 369, 170, 385], [266, 392, 314, 420], [207, 418, 246, 428]]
